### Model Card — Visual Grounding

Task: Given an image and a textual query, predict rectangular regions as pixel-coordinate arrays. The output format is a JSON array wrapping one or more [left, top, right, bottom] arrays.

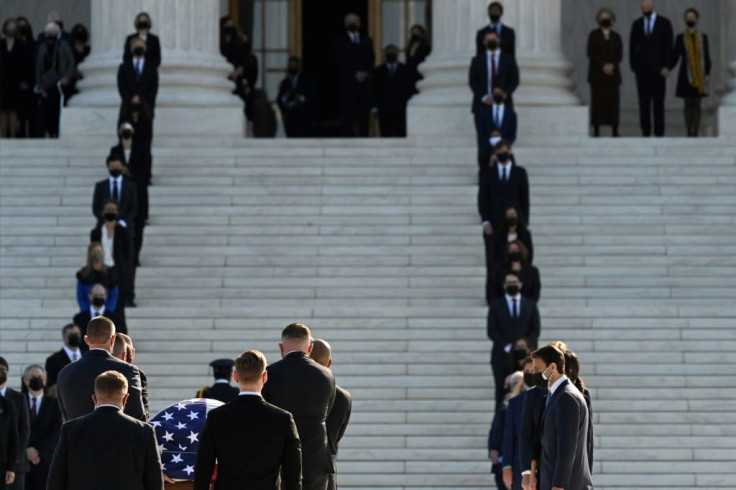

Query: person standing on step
[[195, 359, 239, 404], [277, 56, 313, 137], [629, 0, 673, 137], [487, 272, 540, 407], [530, 345, 593, 490], [476, 2, 516, 56], [310, 339, 352, 490], [335, 13, 375, 137], [0, 364, 19, 489], [118, 37, 159, 118], [123, 12, 161, 70], [112, 334, 150, 420], [669, 7, 711, 137], [469, 31, 519, 169], [372, 44, 413, 137], [0, 356, 30, 490], [90, 200, 135, 308], [587, 7, 623, 137], [262, 323, 336, 490], [72, 284, 126, 342], [45, 324, 83, 397]]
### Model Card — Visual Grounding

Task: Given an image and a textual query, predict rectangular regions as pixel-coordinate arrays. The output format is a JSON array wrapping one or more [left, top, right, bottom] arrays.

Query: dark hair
[[410, 24, 426, 35], [220, 15, 233, 28], [684, 7, 699, 19], [135, 12, 152, 26], [504, 270, 522, 283], [494, 138, 511, 152], [531, 345, 565, 374], [86, 316, 115, 343], [505, 239, 529, 265], [281, 322, 311, 341], [62, 323, 78, 336], [564, 350, 586, 393], [71, 23, 88, 43], [488, 2, 504, 13], [503, 205, 529, 233], [0, 355, 7, 370], [129, 35, 147, 49], [95, 370, 128, 397], [15, 16, 33, 39], [384, 44, 399, 52], [2, 17, 16, 33], [106, 154, 123, 166], [288, 56, 300, 64], [102, 199, 119, 211], [234, 350, 267, 384], [508, 338, 530, 371]]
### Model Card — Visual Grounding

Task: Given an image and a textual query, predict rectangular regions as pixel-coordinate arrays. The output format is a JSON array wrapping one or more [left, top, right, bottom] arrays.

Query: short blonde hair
[[94, 371, 128, 397], [235, 350, 267, 384], [596, 7, 616, 23]]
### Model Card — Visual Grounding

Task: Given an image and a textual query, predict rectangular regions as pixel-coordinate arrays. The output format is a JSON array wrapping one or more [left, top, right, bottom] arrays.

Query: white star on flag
[[151, 421, 161, 427], [162, 412, 174, 421], [171, 454, 184, 464], [176, 421, 187, 430], [187, 411, 199, 421], [175, 402, 188, 411], [179, 444, 188, 451], [187, 431, 199, 444], [162, 431, 174, 442], [184, 465, 195, 475], [158, 442, 165, 454]]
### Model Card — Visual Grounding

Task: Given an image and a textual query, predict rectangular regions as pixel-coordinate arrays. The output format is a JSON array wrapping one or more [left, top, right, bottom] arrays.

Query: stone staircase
[[1, 135, 735, 489]]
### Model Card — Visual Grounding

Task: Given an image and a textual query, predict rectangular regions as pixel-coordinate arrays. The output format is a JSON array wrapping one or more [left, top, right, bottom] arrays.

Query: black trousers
[[40, 90, 61, 137], [339, 81, 371, 137], [483, 232, 495, 306], [302, 474, 329, 490], [25, 467, 46, 490], [378, 107, 407, 137], [635, 71, 666, 136], [283, 107, 310, 137], [8, 469, 26, 490], [491, 463, 505, 490], [491, 356, 508, 408]]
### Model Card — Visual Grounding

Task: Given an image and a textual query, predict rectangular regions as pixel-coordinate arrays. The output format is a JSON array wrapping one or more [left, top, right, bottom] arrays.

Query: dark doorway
[[302, 0, 368, 136]]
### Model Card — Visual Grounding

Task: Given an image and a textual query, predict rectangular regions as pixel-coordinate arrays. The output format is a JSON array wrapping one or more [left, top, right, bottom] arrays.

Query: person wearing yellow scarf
[[669, 8, 712, 136]]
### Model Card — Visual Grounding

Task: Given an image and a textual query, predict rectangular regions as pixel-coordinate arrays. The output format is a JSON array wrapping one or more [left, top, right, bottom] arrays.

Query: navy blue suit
[[539, 379, 593, 490], [519, 386, 546, 475], [502, 390, 527, 490]]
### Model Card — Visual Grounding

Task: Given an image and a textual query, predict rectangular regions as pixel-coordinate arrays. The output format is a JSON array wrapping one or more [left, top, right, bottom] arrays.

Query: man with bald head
[[72, 284, 125, 347], [262, 323, 336, 490], [335, 12, 375, 137], [112, 333, 149, 419], [310, 339, 352, 490], [56, 317, 146, 422]]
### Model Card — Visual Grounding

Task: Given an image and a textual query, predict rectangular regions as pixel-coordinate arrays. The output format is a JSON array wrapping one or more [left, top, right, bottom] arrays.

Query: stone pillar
[[719, 0, 736, 140], [408, 0, 585, 140], [63, 0, 243, 139]]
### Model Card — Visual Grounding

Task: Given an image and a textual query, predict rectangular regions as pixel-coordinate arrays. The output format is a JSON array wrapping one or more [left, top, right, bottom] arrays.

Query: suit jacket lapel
[[542, 379, 569, 422]]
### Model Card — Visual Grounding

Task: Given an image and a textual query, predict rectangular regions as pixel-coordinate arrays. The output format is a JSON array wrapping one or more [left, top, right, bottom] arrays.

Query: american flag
[[150, 398, 224, 481]]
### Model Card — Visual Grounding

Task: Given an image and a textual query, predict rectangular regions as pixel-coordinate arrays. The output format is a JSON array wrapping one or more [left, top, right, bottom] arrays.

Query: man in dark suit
[[262, 323, 336, 490], [277, 56, 313, 137], [56, 317, 145, 422], [92, 154, 138, 229], [476, 2, 516, 56], [487, 272, 540, 406], [478, 89, 517, 169], [72, 284, 126, 340], [123, 12, 161, 69], [629, 0, 674, 137], [310, 340, 352, 490], [194, 350, 302, 490], [372, 44, 412, 137], [335, 13, 376, 137], [21, 365, 62, 490], [502, 359, 533, 490], [118, 36, 159, 115], [0, 365, 19, 489], [35, 12, 74, 49], [0, 357, 30, 490], [112, 334, 150, 420], [45, 324, 83, 395], [469, 31, 519, 166], [531, 345, 593, 490], [195, 359, 239, 403], [48, 371, 163, 490]]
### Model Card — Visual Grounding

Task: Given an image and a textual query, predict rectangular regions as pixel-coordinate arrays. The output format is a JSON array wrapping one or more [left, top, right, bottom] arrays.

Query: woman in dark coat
[[491, 240, 541, 303], [669, 8, 711, 137], [492, 206, 534, 268], [586, 7, 623, 137], [405, 24, 431, 95], [0, 18, 24, 137]]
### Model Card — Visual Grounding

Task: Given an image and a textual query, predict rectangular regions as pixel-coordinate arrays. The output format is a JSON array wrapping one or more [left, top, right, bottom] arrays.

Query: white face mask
[[489, 136, 502, 147]]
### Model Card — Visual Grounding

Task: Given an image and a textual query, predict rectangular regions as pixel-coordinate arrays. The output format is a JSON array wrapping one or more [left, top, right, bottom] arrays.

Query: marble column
[[408, 0, 584, 139], [718, 0, 736, 139], [63, 0, 243, 138]]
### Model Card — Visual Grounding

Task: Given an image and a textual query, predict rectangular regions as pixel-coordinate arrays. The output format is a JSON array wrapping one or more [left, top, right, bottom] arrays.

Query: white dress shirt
[[548, 375, 569, 397], [63, 345, 81, 362], [644, 12, 657, 34], [349, 32, 359, 44], [29, 393, 44, 414], [238, 391, 262, 397], [109, 175, 123, 198], [123, 148, 132, 164], [503, 293, 522, 353], [214, 379, 230, 385], [133, 57, 145, 74], [497, 162, 512, 180], [101, 226, 115, 267], [492, 103, 505, 128], [90, 305, 106, 318]]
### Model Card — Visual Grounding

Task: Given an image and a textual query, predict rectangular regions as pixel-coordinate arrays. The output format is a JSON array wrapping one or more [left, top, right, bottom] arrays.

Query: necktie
[[72, 352, 79, 361], [31, 397, 38, 424], [545, 391, 551, 406], [646, 18, 652, 35], [512, 298, 518, 317], [136, 61, 142, 80], [504, 166, 509, 182], [494, 107, 500, 127], [491, 54, 498, 89], [112, 180, 119, 201]]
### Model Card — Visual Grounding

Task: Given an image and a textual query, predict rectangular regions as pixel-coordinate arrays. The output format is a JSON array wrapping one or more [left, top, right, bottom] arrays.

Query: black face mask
[[528, 371, 548, 389], [507, 251, 522, 263], [46, 36, 57, 44], [496, 152, 510, 163], [121, 129, 133, 139], [28, 377, 44, 391], [486, 40, 498, 51], [513, 348, 528, 359], [685, 20, 696, 28], [109, 168, 122, 178], [506, 284, 520, 296], [92, 296, 106, 308], [505, 216, 518, 227], [288, 67, 299, 75], [410, 34, 422, 43], [643, 10, 654, 18], [104, 212, 118, 222], [386, 53, 398, 63], [224, 26, 237, 36], [4, 28, 17, 38], [132, 46, 145, 56], [599, 19, 612, 28], [493, 93, 505, 104], [67, 333, 82, 347], [130, 101, 141, 110], [136, 21, 150, 30], [523, 372, 536, 388], [347, 23, 359, 33], [489, 14, 501, 23], [0, 371, 6, 386]]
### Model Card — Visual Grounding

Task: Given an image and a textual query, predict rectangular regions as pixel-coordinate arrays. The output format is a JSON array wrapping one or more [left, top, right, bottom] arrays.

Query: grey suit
[[56, 349, 146, 422], [540, 379, 593, 490]]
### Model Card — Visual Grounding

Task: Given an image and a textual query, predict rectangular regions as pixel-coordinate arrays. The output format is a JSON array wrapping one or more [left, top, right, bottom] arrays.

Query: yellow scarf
[[684, 31, 705, 94]]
